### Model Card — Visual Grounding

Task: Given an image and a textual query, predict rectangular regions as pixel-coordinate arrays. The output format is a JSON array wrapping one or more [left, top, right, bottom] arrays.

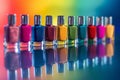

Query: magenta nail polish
[[96, 17, 105, 40], [4, 14, 19, 48], [97, 43, 106, 65], [20, 48, 32, 79], [20, 15, 32, 47]]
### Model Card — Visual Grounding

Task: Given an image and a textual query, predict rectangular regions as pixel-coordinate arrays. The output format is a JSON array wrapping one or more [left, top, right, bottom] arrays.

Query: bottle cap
[[58, 16, 64, 25], [46, 64, 52, 74], [8, 14, 16, 25], [108, 16, 112, 24], [78, 16, 85, 25], [88, 16, 94, 25], [22, 69, 29, 78], [96, 16, 104, 26], [46, 16, 52, 26], [21, 14, 29, 25], [58, 63, 64, 73], [68, 16, 75, 26], [34, 15, 41, 26], [35, 67, 41, 77]]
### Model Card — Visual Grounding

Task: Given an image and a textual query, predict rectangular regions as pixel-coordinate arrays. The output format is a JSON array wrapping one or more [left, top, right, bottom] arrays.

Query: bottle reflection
[[68, 45, 77, 71], [97, 43, 106, 66], [106, 42, 114, 65], [45, 46, 56, 75], [77, 43, 87, 69], [20, 48, 32, 79], [4, 48, 20, 80], [87, 42, 97, 67], [32, 47, 45, 77], [56, 45, 68, 73]]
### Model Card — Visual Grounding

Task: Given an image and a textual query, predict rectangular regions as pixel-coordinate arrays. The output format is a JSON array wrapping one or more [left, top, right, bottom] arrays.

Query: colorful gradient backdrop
[[0, 0, 120, 80]]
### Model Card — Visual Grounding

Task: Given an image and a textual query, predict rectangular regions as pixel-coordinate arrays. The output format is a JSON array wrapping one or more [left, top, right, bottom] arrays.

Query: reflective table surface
[[1, 40, 119, 80]]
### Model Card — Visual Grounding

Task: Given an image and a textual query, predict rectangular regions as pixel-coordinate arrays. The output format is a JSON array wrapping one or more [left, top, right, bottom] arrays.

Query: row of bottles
[[4, 14, 114, 48], [4, 42, 114, 80]]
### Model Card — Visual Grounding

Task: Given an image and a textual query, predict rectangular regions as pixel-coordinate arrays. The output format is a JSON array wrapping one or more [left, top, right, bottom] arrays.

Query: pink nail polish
[[96, 17, 105, 41], [20, 15, 32, 48], [4, 14, 19, 48]]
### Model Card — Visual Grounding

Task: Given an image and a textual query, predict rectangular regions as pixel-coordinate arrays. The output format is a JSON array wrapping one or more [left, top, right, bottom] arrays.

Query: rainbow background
[[0, 0, 120, 80]]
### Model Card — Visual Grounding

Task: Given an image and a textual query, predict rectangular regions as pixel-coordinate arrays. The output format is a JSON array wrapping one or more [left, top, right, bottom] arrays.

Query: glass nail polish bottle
[[105, 17, 114, 41], [97, 43, 105, 66], [96, 17, 105, 41], [68, 45, 77, 71], [106, 42, 114, 65], [32, 47, 45, 77], [32, 15, 45, 47], [57, 16, 68, 45], [56, 45, 68, 73], [45, 46, 55, 75], [77, 16, 87, 43], [68, 16, 77, 44], [4, 48, 20, 80], [87, 42, 97, 67], [45, 16, 56, 46], [87, 16, 96, 41], [4, 14, 19, 48], [77, 43, 87, 69], [20, 48, 32, 79], [20, 15, 32, 48]]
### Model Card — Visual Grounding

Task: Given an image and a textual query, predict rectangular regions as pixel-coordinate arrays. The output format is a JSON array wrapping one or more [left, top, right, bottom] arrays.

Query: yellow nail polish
[[57, 16, 68, 45], [105, 17, 114, 40]]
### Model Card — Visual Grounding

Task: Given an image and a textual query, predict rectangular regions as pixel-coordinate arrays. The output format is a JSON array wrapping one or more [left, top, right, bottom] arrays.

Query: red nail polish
[[87, 16, 96, 41], [4, 14, 19, 48], [45, 16, 56, 45]]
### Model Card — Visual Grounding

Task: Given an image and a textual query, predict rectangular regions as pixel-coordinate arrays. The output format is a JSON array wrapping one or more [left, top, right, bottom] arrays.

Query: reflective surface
[[1, 41, 117, 80]]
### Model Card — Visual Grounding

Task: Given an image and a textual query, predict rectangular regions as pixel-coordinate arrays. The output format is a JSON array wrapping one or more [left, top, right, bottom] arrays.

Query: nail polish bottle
[[32, 47, 45, 77], [45, 46, 55, 75], [56, 45, 68, 73], [106, 42, 114, 65], [87, 16, 96, 41], [4, 14, 19, 48], [96, 17, 105, 41], [97, 43, 105, 66], [32, 15, 45, 47], [20, 15, 32, 48], [68, 16, 77, 44], [87, 42, 97, 67], [20, 48, 32, 79], [45, 16, 56, 46], [4, 48, 20, 80], [57, 16, 68, 45], [77, 43, 87, 69], [68, 45, 77, 71], [105, 17, 114, 41], [77, 16, 87, 43]]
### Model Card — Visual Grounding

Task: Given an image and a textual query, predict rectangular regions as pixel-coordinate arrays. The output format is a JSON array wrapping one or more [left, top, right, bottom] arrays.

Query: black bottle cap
[[68, 16, 75, 26], [8, 14, 16, 25], [58, 16, 64, 25], [34, 15, 41, 26], [35, 67, 41, 77], [88, 16, 94, 25], [21, 14, 29, 25], [46, 16, 52, 26], [58, 63, 64, 73], [78, 16, 85, 25]]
